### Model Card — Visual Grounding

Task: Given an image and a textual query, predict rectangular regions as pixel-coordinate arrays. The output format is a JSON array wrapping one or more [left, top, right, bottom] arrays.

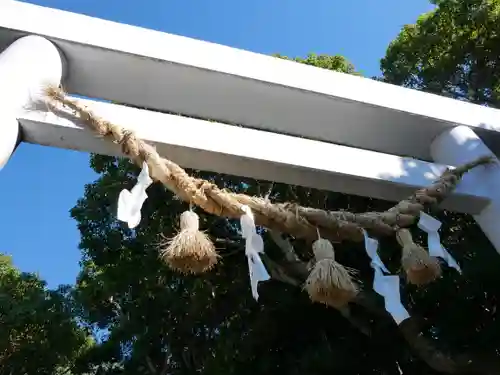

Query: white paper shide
[[117, 161, 153, 229], [418, 212, 461, 273], [240, 205, 270, 300], [363, 230, 410, 325]]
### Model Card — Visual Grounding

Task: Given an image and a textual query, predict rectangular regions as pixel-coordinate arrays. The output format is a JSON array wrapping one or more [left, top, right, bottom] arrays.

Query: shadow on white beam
[[18, 99, 490, 214], [1, 1, 500, 161]]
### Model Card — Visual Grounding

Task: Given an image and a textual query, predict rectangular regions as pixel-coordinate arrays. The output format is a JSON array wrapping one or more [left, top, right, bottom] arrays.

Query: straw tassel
[[305, 232, 359, 308], [160, 209, 218, 274], [396, 228, 441, 285]]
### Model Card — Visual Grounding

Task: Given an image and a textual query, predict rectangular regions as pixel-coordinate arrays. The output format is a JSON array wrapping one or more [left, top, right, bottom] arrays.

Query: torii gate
[[1, 0, 500, 253]]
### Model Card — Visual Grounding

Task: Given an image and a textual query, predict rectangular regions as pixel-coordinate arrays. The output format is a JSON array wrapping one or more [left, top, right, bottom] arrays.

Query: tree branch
[[261, 255, 302, 287], [267, 230, 310, 281], [160, 352, 170, 375], [263, 246, 498, 375], [268, 231, 301, 263], [146, 355, 157, 375]]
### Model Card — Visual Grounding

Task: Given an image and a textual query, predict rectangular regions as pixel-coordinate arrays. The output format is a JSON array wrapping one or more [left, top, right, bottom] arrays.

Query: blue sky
[[2, 0, 434, 288]]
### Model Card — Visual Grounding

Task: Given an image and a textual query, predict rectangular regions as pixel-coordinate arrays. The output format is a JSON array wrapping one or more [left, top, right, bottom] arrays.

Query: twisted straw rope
[[44, 86, 492, 243]]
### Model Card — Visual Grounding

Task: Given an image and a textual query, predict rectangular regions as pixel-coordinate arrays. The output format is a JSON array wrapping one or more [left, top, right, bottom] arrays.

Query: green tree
[[68, 51, 500, 375], [0, 254, 91, 374], [274, 53, 360, 75], [381, 0, 500, 106]]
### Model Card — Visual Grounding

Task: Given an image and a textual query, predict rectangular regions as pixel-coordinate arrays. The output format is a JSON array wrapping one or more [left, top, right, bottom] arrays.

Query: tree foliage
[[275, 53, 360, 75], [0, 254, 91, 374], [381, 0, 500, 106]]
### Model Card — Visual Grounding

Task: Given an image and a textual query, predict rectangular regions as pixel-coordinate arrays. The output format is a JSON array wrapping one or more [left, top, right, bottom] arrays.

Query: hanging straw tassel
[[396, 228, 441, 285], [304, 233, 359, 308], [160, 209, 218, 274]]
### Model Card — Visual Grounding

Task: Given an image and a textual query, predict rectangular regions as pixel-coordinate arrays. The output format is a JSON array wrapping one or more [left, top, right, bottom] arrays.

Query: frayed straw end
[[160, 229, 218, 274], [43, 84, 65, 102], [304, 259, 359, 308], [402, 244, 442, 285]]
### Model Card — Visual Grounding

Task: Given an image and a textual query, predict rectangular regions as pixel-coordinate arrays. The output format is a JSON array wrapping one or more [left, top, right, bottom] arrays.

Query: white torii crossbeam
[[1, 1, 500, 250]]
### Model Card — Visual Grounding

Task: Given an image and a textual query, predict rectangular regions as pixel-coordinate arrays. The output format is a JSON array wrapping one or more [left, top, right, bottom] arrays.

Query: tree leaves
[[381, 0, 500, 107], [0, 254, 91, 374]]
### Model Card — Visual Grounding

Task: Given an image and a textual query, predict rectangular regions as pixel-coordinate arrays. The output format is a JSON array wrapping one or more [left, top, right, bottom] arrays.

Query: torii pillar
[[0, 35, 63, 169], [431, 126, 500, 253]]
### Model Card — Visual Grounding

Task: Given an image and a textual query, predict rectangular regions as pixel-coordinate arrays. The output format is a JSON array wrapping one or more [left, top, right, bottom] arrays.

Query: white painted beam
[[0, 35, 63, 169], [2, 1, 500, 161], [18, 99, 490, 214]]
